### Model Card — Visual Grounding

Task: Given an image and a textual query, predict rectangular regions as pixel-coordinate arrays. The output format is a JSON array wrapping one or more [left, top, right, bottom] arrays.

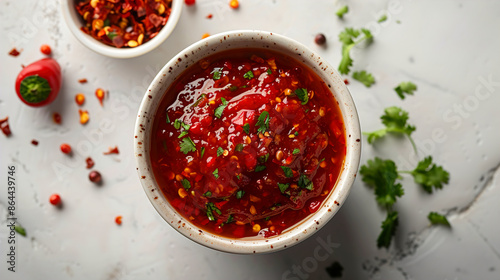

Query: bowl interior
[[61, 0, 183, 58], [134, 31, 361, 253]]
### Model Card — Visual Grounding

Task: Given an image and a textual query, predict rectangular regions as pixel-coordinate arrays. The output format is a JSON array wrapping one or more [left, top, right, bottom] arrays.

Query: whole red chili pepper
[[15, 58, 61, 107]]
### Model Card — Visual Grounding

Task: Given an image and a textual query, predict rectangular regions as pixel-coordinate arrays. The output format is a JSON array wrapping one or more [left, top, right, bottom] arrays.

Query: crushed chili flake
[[31, 140, 39, 146], [79, 109, 89, 124], [86, 157, 95, 169], [201, 33, 210, 39], [78, 78, 88, 84], [115, 216, 122, 225], [343, 79, 349, 85], [95, 88, 105, 106], [229, 0, 239, 9], [104, 146, 119, 155], [75, 0, 173, 48], [8, 48, 21, 57], [0, 117, 12, 136], [185, 0, 195, 5], [206, 14, 213, 19], [53, 112, 62, 124], [75, 93, 85, 106]]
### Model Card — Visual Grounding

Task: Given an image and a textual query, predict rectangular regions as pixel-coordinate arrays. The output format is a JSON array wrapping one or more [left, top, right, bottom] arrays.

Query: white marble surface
[[1, 0, 500, 279]]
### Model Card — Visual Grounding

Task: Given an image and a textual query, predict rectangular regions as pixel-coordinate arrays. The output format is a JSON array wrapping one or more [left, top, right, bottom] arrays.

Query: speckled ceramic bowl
[[134, 30, 361, 254], [61, 0, 182, 58]]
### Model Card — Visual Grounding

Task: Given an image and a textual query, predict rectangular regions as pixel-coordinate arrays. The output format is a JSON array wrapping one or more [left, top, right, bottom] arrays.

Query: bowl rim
[[134, 30, 361, 254], [61, 0, 183, 59]]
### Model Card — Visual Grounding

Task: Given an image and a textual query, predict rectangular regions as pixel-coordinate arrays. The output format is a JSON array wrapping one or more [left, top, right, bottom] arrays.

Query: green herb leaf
[[359, 157, 403, 208], [267, 69, 272, 75], [243, 123, 250, 134], [338, 27, 373, 75], [278, 183, 290, 194], [206, 202, 221, 221], [174, 119, 182, 130], [298, 174, 313, 190], [226, 214, 234, 224], [181, 179, 191, 190], [292, 148, 300, 155], [255, 165, 267, 172], [235, 143, 244, 152], [336, 5, 349, 18], [178, 131, 189, 139], [243, 70, 254, 79], [236, 190, 245, 199], [256, 111, 270, 134], [213, 168, 219, 179], [377, 211, 398, 249], [411, 156, 450, 193], [427, 212, 450, 227], [258, 154, 269, 163], [200, 147, 205, 158], [364, 107, 416, 146], [14, 225, 26, 237], [294, 131, 299, 136], [229, 85, 238, 92], [179, 137, 196, 154], [217, 147, 224, 157], [203, 191, 212, 197], [378, 14, 388, 23], [192, 93, 207, 107], [295, 88, 309, 105], [352, 70, 375, 87], [214, 97, 228, 118], [394, 81, 417, 99], [212, 68, 222, 80], [166, 113, 170, 123], [281, 166, 294, 178]]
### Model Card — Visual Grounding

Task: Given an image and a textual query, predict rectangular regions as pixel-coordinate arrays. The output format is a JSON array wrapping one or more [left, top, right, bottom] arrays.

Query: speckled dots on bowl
[[134, 30, 362, 254]]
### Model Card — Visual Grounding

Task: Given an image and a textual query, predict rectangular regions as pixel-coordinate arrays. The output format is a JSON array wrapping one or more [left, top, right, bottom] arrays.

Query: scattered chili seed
[[0, 117, 12, 136], [89, 170, 102, 183], [229, 0, 239, 9], [104, 146, 119, 155], [31, 140, 39, 146], [49, 194, 61, 206], [185, 0, 195, 5], [78, 78, 88, 84], [79, 109, 89, 124], [60, 143, 72, 154], [201, 33, 210, 39], [40, 44, 52, 55], [86, 157, 95, 169], [315, 33, 326, 45], [52, 112, 62, 124], [8, 48, 21, 57], [115, 216, 122, 225], [95, 88, 105, 106], [75, 93, 85, 106]]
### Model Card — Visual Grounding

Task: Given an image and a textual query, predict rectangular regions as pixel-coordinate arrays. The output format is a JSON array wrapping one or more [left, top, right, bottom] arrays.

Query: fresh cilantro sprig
[[427, 212, 450, 227], [206, 202, 221, 221], [378, 15, 388, 23], [363, 106, 417, 152], [360, 156, 450, 248], [214, 97, 228, 118], [295, 88, 309, 105], [352, 70, 375, 87], [394, 82, 417, 99], [338, 27, 373, 75], [336, 5, 349, 18], [179, 137, 196, 154], [256, 111, 270, 134]]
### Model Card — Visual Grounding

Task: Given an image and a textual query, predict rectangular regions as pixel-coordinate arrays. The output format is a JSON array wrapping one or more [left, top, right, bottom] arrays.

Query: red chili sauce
[[150, 49, 346, 238]]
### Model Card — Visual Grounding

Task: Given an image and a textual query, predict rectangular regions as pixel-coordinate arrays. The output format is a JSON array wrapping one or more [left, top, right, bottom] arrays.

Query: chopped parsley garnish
[[363, 106, 417, 152], [174, 119, 182, 129], [352, 70, 375, 87], [394, 81, 417, 99], [243, 123, 250, 134], [338, 27, 373, 74], [295, 88, 309, 105], [192, 94, 207, 107], [206, 202, 221, 221], [226, 215, 234, 224], [236, 190, 245, 199], [270, 203, 282, 211], [378, 14, 388, 23], [255, 165, 266, 172], [256, 111, 270, 134], [405, 156, 450, 193], [200, 147, 205, 158], [235, 143, 244, 152], [278, 183, 290, 194], [214, 97, 228, 118], [203, 191, 212, 197], [377, 212, 398, 249], [229, 85, 239, 92], [181, 179, 191, 190], [265, 216, 271, 221], [292, 148, 300, 155], [294, 131, 299, 136], [178, 131, 188, 139], [166, 113, 170, 123], [179, 137, 196, 154], [213, 168, 219, 179], [336, 5, 349, 18], [359, 157, 403, 208], [243, 70, 254, 79], [298, 174, 313, 190], [258, 153, 269, 163], [212, 68, 222, 80], [267, 69, 272, 75], [281, 166, 293, 178], [217, 147, 224, 157], [427, 212, 450, 227], [236, 174, 241, 180]]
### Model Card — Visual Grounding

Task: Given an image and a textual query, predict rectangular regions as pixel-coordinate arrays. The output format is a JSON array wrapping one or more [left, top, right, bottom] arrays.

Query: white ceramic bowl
[[134, 30, 361, 254], [61, 0, 182, 59]]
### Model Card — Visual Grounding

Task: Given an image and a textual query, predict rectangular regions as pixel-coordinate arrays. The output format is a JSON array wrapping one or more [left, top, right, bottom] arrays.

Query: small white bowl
[[61, 0, 182, 59], [134, 30, 361, 254]]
